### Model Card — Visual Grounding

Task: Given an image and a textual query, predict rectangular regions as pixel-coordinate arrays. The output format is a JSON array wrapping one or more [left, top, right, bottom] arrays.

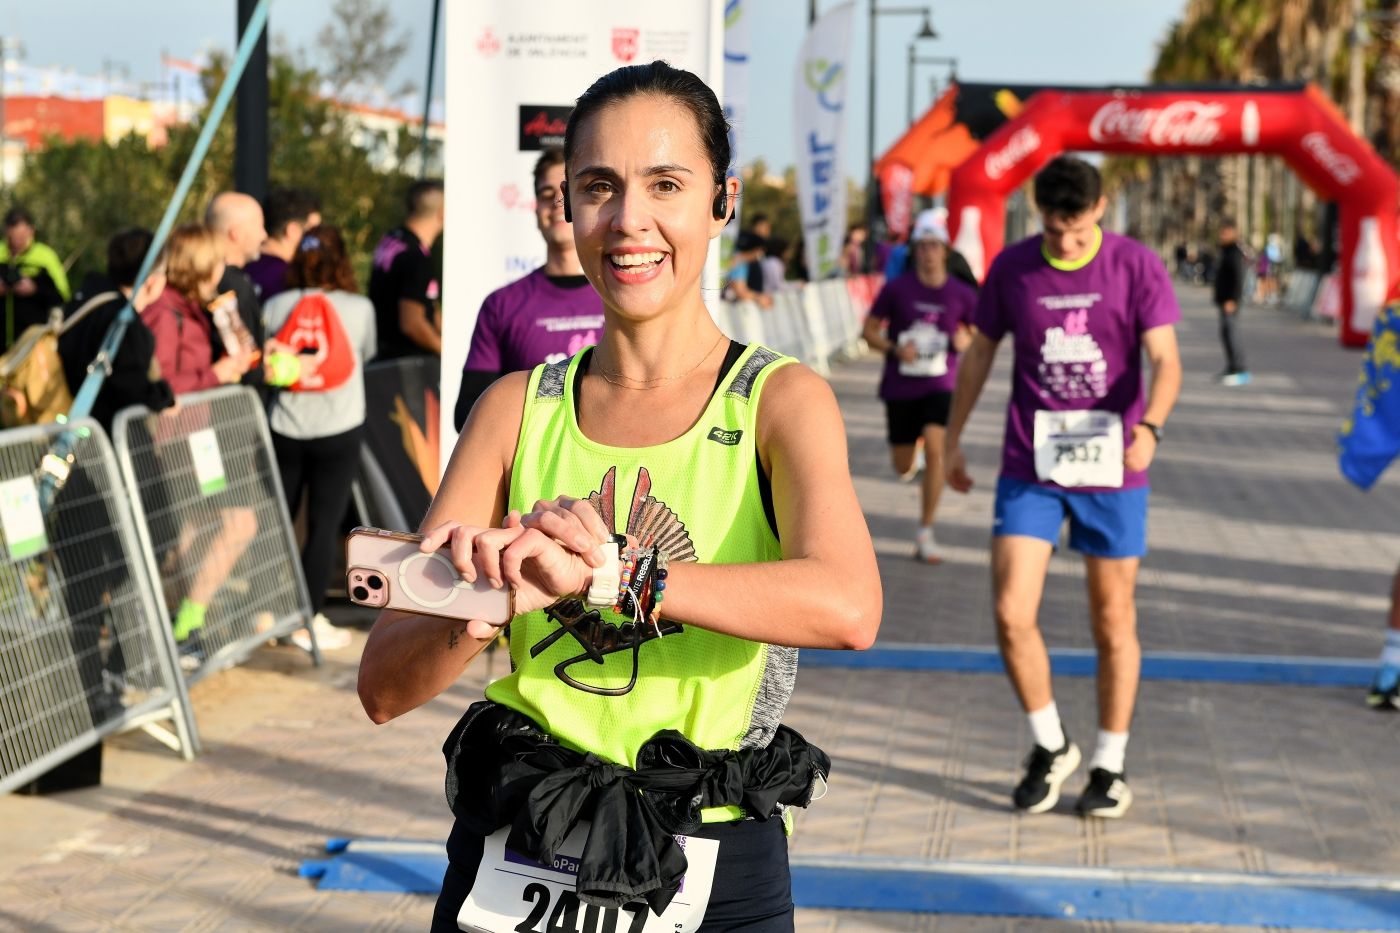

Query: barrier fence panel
[[0, 419, 197, 795], [717, 278, 875, 372], [112, 386, 317, 685]]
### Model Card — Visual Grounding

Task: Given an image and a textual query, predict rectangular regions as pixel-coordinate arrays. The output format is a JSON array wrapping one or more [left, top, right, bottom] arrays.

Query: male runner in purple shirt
[[945, 156, 1182, 819], [454, 148, 605, 430]]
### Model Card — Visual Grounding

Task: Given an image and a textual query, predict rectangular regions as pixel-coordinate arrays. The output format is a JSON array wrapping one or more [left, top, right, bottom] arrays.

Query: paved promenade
[[2, 283, 1398, 932]]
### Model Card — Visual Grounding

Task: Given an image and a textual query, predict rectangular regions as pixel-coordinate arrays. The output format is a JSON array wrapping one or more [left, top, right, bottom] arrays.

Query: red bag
[[272, 291, 355, 392]]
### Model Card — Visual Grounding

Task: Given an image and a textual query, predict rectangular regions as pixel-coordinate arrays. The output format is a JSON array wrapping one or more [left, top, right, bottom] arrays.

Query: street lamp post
[[866, 4, 936, 268], [907, 50, 958, 124]]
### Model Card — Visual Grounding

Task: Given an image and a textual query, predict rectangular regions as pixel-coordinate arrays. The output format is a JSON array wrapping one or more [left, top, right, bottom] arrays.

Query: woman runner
[[358, 61, 881, 932]]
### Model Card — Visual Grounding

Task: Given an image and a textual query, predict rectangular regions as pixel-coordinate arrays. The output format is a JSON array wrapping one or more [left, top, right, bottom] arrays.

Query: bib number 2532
[[458, 824, 717, 933]]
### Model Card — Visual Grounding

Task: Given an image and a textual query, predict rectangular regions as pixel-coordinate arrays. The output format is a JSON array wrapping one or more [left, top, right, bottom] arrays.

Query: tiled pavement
[[2, 284, 1399, 932]]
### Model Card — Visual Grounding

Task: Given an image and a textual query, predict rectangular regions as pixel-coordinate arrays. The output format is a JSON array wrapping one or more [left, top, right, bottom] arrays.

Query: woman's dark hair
[[564, 61, 731, 186], [288, 224, 357, 293], [1033, 155, 1102, 218], [107, 227, 155, 288]]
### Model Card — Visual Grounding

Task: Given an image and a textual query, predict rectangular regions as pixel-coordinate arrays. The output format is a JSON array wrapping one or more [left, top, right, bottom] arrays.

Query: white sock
[[1380, 630, 1400, 668], [917, 525, 935, 541], [1089, 729, 1129, 774], [1027, 702, 1066, 751]]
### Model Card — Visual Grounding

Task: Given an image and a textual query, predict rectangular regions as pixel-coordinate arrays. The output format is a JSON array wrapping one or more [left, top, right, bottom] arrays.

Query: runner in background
[[453, 148, 604, 431], [359, 60, 880, 931], [945, 155, 1182, 819], [862, 209, 976, 564]]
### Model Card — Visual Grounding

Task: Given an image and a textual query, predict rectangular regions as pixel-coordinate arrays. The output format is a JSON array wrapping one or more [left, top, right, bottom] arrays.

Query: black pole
[[809, 0, 817, 24], [418, 0, 443, 179], [234, 0, 269, 201]]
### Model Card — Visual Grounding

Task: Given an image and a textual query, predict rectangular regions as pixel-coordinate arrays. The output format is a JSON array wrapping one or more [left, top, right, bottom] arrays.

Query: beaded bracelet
[[645, 551, 670, 635]]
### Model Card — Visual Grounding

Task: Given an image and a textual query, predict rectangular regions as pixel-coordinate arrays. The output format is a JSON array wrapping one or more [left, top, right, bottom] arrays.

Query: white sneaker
[[292, 613, 353, 652], [915, 526, 942, 565]]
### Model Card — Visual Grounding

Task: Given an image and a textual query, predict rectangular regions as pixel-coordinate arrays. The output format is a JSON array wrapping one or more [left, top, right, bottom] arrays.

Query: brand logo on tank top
[[707, 427, 743, 446]]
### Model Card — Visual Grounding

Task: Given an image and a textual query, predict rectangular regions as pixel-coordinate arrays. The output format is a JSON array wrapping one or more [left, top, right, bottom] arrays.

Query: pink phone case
[[345, 527, 513, 624]]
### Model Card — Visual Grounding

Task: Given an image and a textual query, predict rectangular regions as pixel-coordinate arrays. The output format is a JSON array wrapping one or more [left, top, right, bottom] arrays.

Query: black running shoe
[[1075, 767, 1133, 819], [1013, 740, 1081, 813]]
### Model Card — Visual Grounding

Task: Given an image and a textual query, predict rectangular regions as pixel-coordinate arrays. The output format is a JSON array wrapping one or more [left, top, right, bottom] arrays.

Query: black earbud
[[562, 187, 572, 223], [713, 188, 731, 222]]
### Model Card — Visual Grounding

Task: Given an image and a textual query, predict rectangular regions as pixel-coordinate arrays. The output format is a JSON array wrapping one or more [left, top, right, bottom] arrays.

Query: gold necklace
[[594, 332, 727, 390]]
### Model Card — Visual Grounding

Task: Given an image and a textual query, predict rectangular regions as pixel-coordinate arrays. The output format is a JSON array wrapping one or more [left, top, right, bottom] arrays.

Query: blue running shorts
[[993, 476, 1149, 559]]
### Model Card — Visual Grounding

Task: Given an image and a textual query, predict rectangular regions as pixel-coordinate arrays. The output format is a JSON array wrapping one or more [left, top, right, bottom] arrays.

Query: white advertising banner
[[792, 2, 854, 280], [721, 0, 750, 253], [442, 1, 725, 455]]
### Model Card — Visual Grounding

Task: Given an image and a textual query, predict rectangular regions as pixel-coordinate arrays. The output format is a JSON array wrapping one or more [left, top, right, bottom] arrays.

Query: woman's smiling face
[[567, 94, 730, 323]]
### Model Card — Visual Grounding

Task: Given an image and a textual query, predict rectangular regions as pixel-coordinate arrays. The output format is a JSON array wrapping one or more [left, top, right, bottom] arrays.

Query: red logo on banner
[[612, 28, 640, 63], [1302, 132, 1362, 185], [881, 164, 915, 239], [1088, 100, 1225, 146], [985, 126, 1042, 180], [477, 27, 501, 57], [499, 184, 520, 209]]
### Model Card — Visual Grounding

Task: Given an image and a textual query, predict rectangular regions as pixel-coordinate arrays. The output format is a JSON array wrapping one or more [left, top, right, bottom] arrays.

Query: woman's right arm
[[357, 370, 528, 724]]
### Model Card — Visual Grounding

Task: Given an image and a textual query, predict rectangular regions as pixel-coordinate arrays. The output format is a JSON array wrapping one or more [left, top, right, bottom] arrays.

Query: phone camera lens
[[352, 585, 370, 602], [367, 575, 383, 591]]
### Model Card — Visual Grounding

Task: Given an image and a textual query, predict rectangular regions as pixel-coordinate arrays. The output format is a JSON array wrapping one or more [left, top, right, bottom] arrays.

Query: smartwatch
[[1139, 420, 1164, 443]]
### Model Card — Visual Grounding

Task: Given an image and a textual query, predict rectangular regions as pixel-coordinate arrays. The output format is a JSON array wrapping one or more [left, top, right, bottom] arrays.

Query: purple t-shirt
[[974, 231, 1180, 491], [869, 272, 977, 400], [464, 268, 605, 373], [244, 254, 290, 302]]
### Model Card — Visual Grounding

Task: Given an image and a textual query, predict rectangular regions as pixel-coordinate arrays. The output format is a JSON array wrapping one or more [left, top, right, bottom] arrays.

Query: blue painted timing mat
[[301, 842, 1400, 930]]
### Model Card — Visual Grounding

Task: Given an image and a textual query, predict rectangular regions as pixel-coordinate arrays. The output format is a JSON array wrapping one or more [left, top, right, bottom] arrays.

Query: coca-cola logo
[[1302, 132, 1361, 185], [985, 126, 1042, 180], [882, 164, 915, 237], [1088, 100, 1226, 147], [518, 104, 572, 151]]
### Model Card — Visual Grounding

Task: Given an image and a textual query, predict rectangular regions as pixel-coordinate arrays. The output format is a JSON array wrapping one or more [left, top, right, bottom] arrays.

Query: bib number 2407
[[513, 884, 647, 933], [458, 824, 718, 933]]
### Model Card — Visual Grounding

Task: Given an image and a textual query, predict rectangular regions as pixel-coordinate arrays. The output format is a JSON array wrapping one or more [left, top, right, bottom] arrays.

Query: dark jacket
[[1214, 242, 1246, 305], [60, 283, 174, 433]]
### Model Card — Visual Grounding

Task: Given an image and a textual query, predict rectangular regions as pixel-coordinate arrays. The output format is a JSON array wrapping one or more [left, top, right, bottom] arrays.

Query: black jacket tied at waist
[[442, 700, 830, 913]]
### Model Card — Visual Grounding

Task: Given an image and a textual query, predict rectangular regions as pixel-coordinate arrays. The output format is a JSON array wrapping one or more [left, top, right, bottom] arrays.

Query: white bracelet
[[584, 541, 621, 608]]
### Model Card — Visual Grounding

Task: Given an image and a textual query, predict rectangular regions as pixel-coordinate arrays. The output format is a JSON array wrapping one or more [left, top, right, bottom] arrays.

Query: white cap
[[911, 207, 949, 243]]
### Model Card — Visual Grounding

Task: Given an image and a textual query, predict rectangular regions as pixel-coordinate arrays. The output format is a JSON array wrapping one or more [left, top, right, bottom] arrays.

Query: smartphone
[[345, 526, 514, 624]]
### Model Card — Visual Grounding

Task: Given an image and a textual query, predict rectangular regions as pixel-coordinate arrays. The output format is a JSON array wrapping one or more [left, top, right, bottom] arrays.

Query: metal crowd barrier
[[112, 386, 319, 684], [0, 419, 197, 795], [716, 276, 877, 373], [1282, 269, 1323, 318]]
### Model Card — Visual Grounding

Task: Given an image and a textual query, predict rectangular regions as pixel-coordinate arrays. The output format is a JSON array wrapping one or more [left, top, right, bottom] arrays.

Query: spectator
[[262, 225, 375, 652], [742, 212, 772, 294], [842, 223, 869, 276], [1213, 219, 1250, 386], [141, 225, 250, 393], [0, 207, 71, 351], [139, 223, 256, 661], [761, 237, 790, 294], [56, 227, 173, 726], [245, 187, 322, 302], [454, 149, 604, 431], [206, 192, 268, 386], [60, 228, 174, 430], [724, 231, 771, 307], [370, 179, 444, 360]]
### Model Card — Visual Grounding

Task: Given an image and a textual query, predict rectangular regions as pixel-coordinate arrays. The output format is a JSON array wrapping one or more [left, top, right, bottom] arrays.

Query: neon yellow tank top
[[486, 344, 796, 775]]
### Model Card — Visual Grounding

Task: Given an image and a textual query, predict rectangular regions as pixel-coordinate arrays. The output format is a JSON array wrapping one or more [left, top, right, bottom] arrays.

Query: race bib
[[458, 823, 718, 933], [1033, 410, 1124, 488], [897, 322, 948, 377]]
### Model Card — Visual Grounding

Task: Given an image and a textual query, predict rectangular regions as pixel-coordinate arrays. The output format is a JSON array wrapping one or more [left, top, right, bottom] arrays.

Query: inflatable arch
[[946, 84, 1399, 347]]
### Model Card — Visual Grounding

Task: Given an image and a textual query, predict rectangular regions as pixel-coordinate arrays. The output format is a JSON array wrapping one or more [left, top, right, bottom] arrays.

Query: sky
[[5, 0, 1186, 174]]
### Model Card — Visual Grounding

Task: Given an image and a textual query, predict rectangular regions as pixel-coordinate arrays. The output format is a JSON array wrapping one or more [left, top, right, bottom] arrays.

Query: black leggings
[[271, 426, 363, 614], [430, 818, 794, 932]]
